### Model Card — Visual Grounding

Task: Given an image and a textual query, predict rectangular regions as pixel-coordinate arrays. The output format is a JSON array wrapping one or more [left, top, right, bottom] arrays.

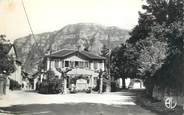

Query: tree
[[128, 0, 184, 95], [136, 27, 168, 95], [45, 70, 55, 81], [110, 44, 139, 89], [0, 35, 15, 75], [128, 0, 184, 44], [137, 25, 168, 77], [154, 21, 184, 92]]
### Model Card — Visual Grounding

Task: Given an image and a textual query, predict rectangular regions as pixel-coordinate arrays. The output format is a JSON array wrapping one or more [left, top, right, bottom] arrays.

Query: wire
[[21, 0, 42, 57], [21, 0, 37, 44], [21, 0, 45, 72]]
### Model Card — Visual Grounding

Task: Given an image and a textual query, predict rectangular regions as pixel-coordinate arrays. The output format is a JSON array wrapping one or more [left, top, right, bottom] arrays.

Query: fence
[[152, 86, 184, 106]]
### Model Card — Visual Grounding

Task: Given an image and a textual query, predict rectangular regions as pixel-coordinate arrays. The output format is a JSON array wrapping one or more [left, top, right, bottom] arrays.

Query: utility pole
[[106, 33, 111, 92], [49, 49, 52, 70]]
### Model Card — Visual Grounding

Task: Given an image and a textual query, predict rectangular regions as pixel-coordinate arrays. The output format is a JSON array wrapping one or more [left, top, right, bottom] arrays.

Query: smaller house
[[2, 43, 22, 91], [5, 44, 22, 84]]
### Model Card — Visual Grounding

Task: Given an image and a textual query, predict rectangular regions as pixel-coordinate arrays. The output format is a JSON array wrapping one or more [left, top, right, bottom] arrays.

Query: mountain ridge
[[14, 23, 130, 74]]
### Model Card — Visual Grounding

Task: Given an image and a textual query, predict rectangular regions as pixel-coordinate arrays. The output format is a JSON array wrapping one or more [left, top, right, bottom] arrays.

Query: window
[[65, 61, 69, 67], [75, 61, 79, 67]]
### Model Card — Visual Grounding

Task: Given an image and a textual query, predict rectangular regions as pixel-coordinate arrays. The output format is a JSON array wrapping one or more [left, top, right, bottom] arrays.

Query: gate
[[0, 77, 6, 95], [76, 78, 88, 91]]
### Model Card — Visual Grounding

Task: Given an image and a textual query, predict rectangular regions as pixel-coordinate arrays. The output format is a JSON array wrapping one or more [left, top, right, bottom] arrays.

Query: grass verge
[[134, 90, 184, 115]]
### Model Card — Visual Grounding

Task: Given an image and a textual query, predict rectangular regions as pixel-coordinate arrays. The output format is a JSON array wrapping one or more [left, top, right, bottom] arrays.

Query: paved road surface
[[0, 90, 157, 115]]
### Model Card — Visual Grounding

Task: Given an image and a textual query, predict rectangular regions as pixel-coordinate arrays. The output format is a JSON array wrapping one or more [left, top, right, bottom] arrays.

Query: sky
[[0, 0, 145, 41]]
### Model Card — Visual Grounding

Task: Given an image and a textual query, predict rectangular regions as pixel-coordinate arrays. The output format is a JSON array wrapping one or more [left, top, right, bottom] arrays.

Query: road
[[0, 90, 158, 115]]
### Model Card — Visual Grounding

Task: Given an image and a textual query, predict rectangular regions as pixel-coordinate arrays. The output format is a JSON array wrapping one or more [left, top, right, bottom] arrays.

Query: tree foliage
[[137, 25, 168, 77], [128, 0, 184, 44], [0, 37, 16, 75], [110, 44, 139, 80], [127, 0, 184, 93], [154, 21, 184, 90], [45, 70, 55, 81]]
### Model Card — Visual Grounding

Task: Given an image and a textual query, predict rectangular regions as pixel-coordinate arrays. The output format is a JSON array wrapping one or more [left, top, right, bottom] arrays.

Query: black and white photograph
[[0, 0, 184, 115]]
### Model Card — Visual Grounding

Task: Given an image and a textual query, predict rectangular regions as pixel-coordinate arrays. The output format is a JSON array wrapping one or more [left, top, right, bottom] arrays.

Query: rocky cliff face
[[14, 23, 130, 74]]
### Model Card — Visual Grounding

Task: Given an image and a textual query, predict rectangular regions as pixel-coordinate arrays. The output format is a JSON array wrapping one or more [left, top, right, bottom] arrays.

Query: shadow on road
[[0, 103, 156, 115], [130, 89, 184, 115], [0, 89, 158, 115]]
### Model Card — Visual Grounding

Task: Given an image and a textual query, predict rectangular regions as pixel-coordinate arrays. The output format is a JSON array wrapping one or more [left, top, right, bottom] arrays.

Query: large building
[[44, 49, 105, 91]]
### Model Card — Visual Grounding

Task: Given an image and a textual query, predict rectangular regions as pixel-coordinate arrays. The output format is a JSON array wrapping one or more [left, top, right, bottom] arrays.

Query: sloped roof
[[45, 49, 105, 60], [1, 44, 12, 54], [80, 50, 105, 60], [47, 49, 76, 58], [1, 43, 18, 58]]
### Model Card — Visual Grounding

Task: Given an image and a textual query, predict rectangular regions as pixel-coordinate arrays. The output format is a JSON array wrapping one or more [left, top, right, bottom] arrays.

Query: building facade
[[6, 44, 22, 85], [44, 49, 105, 92], [0, 43, 22, 95]]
